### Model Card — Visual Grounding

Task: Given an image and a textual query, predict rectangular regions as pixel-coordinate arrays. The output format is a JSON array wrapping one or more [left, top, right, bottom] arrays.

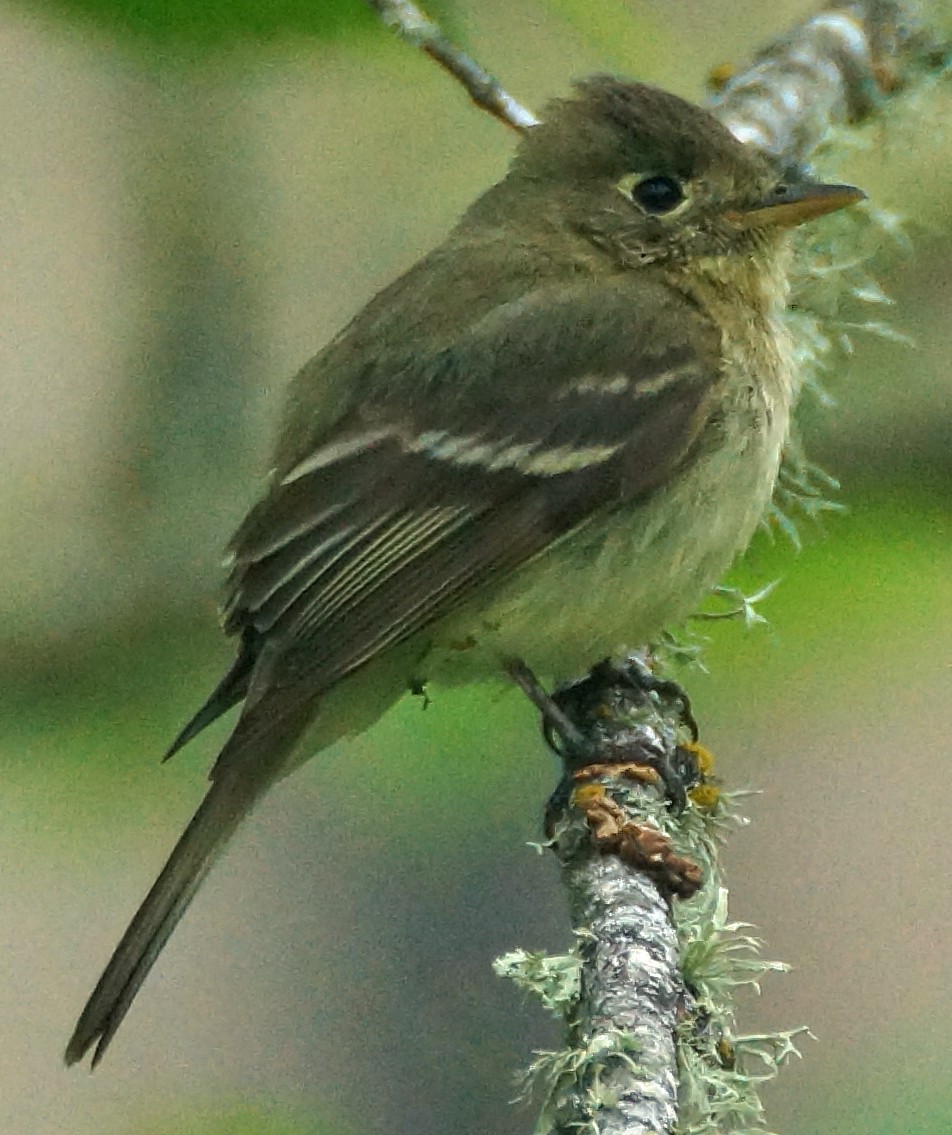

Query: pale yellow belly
[[426, 388, 787, 685]]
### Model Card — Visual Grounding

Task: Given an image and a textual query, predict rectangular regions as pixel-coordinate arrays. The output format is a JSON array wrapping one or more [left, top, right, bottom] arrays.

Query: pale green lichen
[[771, 131, 913, 545], [679, 887, 790, 1004], [665, 796, 810, 1135], [677, 1025, 813, 1135], [674, 882, 805, 1135], [516, 1028, 649, 1135], [493, 947, 582, 1017], [694, 582, 780, 628]]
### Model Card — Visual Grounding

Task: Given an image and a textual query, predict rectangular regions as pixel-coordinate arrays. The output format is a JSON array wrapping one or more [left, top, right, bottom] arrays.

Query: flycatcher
[[66, 76, 862, 1066]]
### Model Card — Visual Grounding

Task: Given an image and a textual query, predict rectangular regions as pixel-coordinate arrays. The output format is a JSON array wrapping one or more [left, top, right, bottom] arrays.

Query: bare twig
[[364, 0, 538, 132]]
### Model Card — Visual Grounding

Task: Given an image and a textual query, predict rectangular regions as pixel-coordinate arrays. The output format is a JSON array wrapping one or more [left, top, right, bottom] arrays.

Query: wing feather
[[191, 280, 723, 770]]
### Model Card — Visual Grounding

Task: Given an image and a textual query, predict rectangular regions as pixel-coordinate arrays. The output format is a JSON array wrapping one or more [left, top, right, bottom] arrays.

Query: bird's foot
[[507, 653, 702, 813]]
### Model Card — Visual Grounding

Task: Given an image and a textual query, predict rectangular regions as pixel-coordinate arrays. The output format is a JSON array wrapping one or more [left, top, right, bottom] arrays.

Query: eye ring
[[618, 173, 688, 217]]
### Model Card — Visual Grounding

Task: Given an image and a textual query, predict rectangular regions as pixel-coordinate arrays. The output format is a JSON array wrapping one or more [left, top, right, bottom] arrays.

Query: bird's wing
[[208, 279, 722, 772]]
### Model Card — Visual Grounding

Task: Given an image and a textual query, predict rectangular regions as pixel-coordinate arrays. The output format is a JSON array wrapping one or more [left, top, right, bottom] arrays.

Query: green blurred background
[[1, 1, 950, 1133]]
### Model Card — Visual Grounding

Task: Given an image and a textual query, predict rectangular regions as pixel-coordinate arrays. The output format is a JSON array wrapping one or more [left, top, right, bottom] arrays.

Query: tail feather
[[65, 703, 308, 1068], [162, 638, 256, 762]]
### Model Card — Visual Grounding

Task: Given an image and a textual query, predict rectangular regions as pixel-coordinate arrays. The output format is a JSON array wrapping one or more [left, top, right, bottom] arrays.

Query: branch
[[709, 0, 948, 162], [501, 658, 707, 1135], [364, 0, 538, 131], [504, 657, 801, 1135]]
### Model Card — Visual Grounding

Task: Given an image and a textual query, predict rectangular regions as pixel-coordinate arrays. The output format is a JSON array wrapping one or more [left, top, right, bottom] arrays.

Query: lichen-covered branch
[[500, 653, 807, 1135], [709, 0, 948, 163], [366, 0, 945, 149], [502, 658, 707, 1135]]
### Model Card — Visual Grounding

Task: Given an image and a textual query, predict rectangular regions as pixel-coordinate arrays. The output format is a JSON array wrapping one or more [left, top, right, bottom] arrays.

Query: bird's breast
[[426, 312, 794, 686]]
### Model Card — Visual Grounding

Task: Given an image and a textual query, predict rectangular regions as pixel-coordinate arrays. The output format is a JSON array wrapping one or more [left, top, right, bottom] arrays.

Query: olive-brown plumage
[[66, 76, 861, 1067]]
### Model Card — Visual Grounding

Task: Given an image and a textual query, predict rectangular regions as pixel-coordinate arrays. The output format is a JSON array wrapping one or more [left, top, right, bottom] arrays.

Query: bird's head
[[504, 76, 863, 269]]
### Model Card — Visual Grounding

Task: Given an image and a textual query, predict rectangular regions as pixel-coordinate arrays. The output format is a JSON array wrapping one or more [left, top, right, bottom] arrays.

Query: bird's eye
[[628, 175, 686, 215]]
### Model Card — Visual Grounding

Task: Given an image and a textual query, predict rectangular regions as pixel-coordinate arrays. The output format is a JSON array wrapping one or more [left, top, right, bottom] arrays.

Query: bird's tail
[[65, 705, 307, 1068]]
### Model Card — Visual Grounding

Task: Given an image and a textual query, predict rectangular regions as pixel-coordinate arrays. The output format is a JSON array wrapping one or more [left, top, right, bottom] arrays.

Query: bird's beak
[[731, 182, 866, 229]]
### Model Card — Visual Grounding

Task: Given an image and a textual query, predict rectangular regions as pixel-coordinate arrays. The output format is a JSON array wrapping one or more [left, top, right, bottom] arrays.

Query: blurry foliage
[[24, 0, 458, 46], [792, 1059, 952, 1135], [128, 1102, 354, 1135], [31, 0, 374, 42], [537, 0, 663, 69], [708, 484, 950, 685]]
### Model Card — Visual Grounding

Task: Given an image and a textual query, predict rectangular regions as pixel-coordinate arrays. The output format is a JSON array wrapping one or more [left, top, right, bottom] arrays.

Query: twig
[[364, 0, 538, 132]]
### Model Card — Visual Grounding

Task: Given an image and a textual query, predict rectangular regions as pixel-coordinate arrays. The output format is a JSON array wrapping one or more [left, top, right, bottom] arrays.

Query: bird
[[65, 75, 862, 1067]]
